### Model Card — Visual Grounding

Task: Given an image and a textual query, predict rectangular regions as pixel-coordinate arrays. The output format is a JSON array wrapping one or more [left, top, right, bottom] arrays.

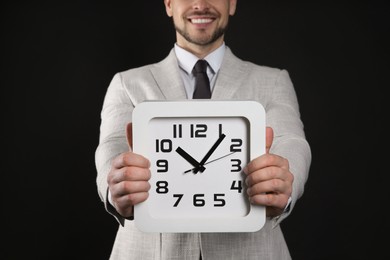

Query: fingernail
[[243, 166, 248, 174]]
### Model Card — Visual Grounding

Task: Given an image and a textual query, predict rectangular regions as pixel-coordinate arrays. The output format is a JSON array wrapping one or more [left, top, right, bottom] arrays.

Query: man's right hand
[[107, 123, 151, 218]]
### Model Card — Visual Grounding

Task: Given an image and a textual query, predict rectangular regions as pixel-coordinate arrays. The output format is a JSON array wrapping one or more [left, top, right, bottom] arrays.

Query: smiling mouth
[[190, 18, 214, 24]]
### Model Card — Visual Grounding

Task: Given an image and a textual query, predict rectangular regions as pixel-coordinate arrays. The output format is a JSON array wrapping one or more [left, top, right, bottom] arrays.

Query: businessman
[[95, 0, 311, 259]]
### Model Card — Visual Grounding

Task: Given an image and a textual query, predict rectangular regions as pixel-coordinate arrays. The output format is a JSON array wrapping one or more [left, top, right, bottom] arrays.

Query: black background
[[1, 2, 388, 259]]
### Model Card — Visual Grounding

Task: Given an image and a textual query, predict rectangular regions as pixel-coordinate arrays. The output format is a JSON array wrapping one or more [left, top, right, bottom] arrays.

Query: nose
[[193, 0, 210, 11]]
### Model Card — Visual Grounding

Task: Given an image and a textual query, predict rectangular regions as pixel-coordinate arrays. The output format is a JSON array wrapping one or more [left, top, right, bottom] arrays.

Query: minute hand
[[194, 134, 226, 173]]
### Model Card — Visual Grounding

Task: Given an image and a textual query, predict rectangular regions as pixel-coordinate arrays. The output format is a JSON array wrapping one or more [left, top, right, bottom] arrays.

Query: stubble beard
[[174, 22, 228, 46]]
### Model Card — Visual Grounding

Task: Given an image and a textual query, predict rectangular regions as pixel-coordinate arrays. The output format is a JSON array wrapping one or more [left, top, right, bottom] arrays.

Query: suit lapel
[[212, 47, 249, 100], [150, 49, 187, 100], [150, 47, 248, 101]]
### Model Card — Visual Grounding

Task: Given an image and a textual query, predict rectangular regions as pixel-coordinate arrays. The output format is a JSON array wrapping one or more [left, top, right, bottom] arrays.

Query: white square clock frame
[[132, 100, 266, 233]]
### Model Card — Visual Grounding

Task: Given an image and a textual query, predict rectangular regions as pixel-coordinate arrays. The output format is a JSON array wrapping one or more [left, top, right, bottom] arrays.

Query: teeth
[[191, 18, 212, 24]]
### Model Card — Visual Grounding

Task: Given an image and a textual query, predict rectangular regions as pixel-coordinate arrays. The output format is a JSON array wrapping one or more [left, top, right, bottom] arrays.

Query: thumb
[[266, 126, 274, 154], [126, 122, 133, 149]]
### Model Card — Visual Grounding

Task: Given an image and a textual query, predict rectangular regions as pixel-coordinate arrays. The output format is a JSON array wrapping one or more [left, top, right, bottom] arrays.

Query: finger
[[244, 154, 289, 175], [249, 193, 289, 210], [110, 167, 151, 184], [266, 126, 274, 154], [111, 181, 151, 197], [112, 152, 150, 169], [121, 192, 149, 206], [247, 178, 288, 197], [245, 166, 286, 186], [126, 122, 133, 149], [114, 192, 149, 216]]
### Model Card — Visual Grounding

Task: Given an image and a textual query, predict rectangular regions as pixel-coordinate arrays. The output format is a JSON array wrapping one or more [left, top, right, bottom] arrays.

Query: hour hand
[[175, 147, 205, 173]]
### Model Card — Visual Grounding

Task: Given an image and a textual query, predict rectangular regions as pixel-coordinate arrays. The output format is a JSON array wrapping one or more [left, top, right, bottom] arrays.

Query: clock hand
[[175, 147, 205, 173], [193, 134, 226, 173], [204, 151, 236, 165], [184, 151, 236, 174]]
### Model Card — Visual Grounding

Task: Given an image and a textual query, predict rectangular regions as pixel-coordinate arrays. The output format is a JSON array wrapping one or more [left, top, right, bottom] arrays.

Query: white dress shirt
[[174, 42, 226, 99]]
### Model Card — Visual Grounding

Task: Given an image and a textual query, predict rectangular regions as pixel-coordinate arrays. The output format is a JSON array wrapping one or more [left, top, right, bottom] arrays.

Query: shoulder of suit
[[224, 46, 285, 74], [116, 49, 176, 78]]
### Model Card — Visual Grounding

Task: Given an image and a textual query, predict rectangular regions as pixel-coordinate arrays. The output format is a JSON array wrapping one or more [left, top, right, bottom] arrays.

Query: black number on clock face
[[214, 194, 226, 207], [231, 159, 242, 172], [156, 181, 169, 194], [155, 139, 172, 153], [156, 159, 168, 173], [173, 124, 182, 138], [193, 194, 206, 207], [230, 180, 243, 193], [230, 139, 243, 152], [173, 194, 183, 207], [190, 124, 207, 138]]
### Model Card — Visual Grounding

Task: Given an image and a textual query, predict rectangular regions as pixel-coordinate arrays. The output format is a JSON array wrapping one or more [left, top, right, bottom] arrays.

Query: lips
[[187, 11, 216, 25], [190, 18, 214, 24]]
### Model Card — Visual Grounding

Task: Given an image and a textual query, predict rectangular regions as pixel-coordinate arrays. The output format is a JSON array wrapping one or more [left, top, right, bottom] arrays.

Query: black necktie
[[192, 60, 211, 99]]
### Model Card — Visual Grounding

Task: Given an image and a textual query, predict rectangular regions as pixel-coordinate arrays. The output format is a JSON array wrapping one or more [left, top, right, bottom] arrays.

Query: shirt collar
[[174, 43, 226, 75]]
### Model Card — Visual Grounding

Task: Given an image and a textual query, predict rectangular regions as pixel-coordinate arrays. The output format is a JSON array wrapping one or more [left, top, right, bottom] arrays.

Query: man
[[95, 0, 311, 259]]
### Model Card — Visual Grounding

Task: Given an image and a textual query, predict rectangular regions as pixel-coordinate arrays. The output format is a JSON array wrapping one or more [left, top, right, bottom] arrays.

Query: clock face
[[133, 100, 265, 233], [148, 117, 250, 219]]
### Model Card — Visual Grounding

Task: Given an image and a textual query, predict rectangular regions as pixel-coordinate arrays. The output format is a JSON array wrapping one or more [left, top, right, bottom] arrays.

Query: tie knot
[[193, 59, 208, 74]]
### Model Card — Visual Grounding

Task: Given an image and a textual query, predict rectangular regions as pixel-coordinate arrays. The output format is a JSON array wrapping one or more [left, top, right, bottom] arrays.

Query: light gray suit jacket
[[95, 47, 311, 260]]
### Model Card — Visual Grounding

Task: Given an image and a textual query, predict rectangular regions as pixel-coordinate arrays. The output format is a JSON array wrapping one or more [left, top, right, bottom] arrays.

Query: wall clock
[[132, 100, 266, 232]]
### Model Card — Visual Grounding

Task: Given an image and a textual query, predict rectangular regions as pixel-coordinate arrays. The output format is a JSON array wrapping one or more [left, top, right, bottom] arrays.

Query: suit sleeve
[[265, 69, 312, 227], [95, 72, 134, 226]]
